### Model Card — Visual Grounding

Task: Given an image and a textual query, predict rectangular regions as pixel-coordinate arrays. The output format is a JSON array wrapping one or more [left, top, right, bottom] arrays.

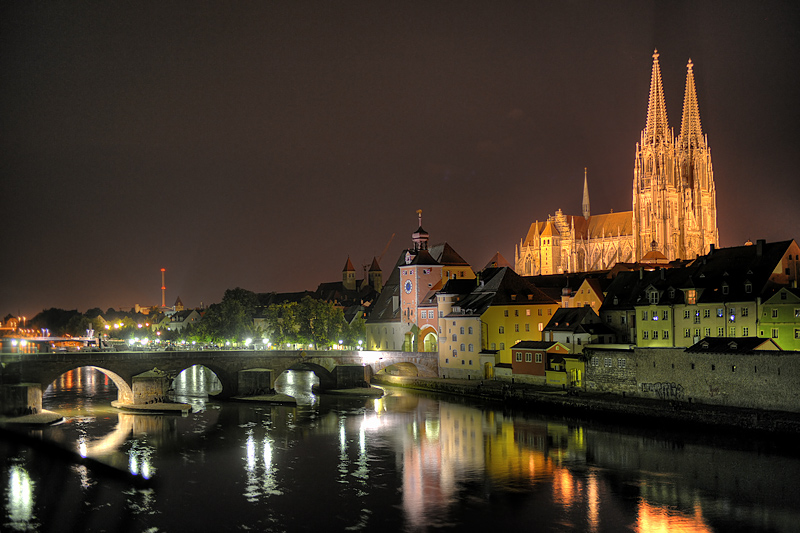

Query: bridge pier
[[0, 384, 41, 417]]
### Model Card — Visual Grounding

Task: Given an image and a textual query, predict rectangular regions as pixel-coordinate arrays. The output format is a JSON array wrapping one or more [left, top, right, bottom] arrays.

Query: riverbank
[[0, 409, 63, 426], [372, 375, 800, 435]]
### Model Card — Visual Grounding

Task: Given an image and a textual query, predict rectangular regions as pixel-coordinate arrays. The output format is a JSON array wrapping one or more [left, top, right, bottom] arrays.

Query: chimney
[[639, 267, 644, 280], [757, 239, 765, 257], [709, 243, 715, 253]]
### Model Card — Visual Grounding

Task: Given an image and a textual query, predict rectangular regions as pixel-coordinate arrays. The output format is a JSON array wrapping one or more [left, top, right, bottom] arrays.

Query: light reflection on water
[[0, 368, 797, 531]]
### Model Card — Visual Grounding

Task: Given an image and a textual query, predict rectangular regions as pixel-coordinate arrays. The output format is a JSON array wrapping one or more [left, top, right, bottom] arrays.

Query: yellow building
[[438, 267, 559, 379]]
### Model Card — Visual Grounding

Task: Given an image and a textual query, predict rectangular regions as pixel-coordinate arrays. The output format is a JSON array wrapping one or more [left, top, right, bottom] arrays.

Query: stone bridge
[[0, 349, 438, 413]]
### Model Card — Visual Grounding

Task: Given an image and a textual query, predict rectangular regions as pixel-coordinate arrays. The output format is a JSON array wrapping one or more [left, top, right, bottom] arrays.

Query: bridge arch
[[42, 365, 134, 404], [284, 362, 336, 389]]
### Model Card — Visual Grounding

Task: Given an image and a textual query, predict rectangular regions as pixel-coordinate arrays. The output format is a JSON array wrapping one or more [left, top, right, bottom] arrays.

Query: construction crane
[[377, 233, 395, 265]]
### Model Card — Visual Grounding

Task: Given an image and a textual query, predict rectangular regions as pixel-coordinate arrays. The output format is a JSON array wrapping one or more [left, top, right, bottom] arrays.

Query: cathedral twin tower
[[516, 51, 719, 276]]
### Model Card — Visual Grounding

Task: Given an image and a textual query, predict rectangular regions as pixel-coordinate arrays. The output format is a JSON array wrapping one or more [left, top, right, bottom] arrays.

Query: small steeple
[[582, 167, 590, 218], [678, 58, 705, 152], [343, 256, 356, 290], [411, 209, 429, 251], [368, 257, 382, 292], [643, 49, 671, 145]]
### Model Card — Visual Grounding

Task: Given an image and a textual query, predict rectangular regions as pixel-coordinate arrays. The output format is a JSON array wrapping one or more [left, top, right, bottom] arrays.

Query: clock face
[[404, 280, 413, 294]]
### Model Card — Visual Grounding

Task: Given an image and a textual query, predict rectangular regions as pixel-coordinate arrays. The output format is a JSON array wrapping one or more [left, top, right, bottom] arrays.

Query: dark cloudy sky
[[2, 1, 799, 318]]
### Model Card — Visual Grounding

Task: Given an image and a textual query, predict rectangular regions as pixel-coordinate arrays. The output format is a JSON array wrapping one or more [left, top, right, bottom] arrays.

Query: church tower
[[633, 50, 680, 261], [342, 256, 356, 291], [677, 59, 718, 257]]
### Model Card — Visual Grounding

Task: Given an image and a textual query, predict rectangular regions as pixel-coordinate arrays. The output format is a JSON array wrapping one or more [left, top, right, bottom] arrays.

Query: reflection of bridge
[[0, 350, 438, 408]]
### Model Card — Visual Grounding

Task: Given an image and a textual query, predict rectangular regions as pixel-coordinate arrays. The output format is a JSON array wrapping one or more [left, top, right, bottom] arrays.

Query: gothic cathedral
[[515, 51, 719, 275]]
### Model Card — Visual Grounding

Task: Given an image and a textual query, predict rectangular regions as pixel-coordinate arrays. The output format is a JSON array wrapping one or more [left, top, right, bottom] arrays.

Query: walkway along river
[[1, 366, 799, 532]]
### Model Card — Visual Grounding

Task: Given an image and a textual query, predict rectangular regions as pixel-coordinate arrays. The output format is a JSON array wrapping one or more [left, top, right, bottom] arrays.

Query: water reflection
[[4, 369, 798, 532]]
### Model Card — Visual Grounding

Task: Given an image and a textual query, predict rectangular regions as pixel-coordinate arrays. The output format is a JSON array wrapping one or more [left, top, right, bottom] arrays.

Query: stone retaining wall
[[585, 347, 800, 413]]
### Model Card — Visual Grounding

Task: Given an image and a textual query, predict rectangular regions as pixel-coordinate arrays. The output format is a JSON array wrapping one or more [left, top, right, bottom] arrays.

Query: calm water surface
[[2, 366, 799, 532]]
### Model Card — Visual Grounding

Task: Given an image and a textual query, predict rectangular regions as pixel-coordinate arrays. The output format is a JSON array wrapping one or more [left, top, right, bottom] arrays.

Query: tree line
[[22, 288, 365, 350]]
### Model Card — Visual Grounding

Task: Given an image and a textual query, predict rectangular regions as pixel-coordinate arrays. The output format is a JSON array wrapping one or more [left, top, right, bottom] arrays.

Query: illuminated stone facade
[[516, 51, 718, 275]]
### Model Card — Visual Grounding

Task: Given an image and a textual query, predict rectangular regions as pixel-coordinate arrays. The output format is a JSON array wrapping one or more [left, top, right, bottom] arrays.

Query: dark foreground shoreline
[[372, 375, 800, 436]]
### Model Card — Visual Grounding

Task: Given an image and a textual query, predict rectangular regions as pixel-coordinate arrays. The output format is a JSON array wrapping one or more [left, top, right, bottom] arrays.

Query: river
[[1, 366, 799, 532]]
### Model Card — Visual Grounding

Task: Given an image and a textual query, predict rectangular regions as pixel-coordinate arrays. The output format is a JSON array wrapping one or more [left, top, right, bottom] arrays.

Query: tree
[[197, 288, 258, 343]]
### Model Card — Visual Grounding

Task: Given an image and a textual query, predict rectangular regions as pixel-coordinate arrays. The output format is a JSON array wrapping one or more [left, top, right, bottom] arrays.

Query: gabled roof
[[450, 267, 557, 317], [410, 249, 440, 266], [510, 340, 566, 351], [686, 337, 782, 353], [543, 306, 599, 332], [429, 242, 470, 266], [586, 211, 633, 239], [482, 251, 512, 271]]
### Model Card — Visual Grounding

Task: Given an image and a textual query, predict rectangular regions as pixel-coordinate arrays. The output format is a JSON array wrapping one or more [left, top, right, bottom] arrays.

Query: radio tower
[[161, 268, 166, 308]]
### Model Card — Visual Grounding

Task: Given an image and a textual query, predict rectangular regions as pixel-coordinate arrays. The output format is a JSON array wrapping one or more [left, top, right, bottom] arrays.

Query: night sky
[[2, 2, 799, 318]]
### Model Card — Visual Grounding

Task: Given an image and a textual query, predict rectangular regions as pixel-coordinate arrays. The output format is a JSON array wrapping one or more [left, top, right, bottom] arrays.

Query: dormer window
[[686, 289, 697, 305], [613, 296, 619, 305], [722, 283, 729, 295], [668, 288, 675, 299], [745, 281, 752, 294], [647, 289, 659, 305]]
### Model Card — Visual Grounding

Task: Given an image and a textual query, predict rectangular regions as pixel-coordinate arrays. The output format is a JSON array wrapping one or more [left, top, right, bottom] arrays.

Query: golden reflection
[[6, 464, 34, 526], [636, 499, 712, 532]]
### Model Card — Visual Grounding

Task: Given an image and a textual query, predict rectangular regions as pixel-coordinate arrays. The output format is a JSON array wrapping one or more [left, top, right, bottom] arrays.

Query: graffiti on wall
[[640, 382, 684, 400]]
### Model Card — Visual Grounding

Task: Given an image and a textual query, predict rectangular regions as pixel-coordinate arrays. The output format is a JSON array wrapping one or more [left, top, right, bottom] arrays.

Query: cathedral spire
[[643, 50, 671, 145], [678, 58, 705, 152], [582, 167, 590, 218]]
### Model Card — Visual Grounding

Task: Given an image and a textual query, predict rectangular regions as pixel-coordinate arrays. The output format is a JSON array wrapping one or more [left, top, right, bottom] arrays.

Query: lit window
[[717, 308, 724, 318], [686, 289, 697, 305], [526, 309, 531, 316]]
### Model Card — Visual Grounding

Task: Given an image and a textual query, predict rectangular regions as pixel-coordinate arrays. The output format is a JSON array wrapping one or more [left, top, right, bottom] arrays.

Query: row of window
[[503, 308, 553, 317], [497, 323, 543, 334], [514, 352, 544, 363], [444, 358, 473, 365], [451, 344, 475, 352]]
